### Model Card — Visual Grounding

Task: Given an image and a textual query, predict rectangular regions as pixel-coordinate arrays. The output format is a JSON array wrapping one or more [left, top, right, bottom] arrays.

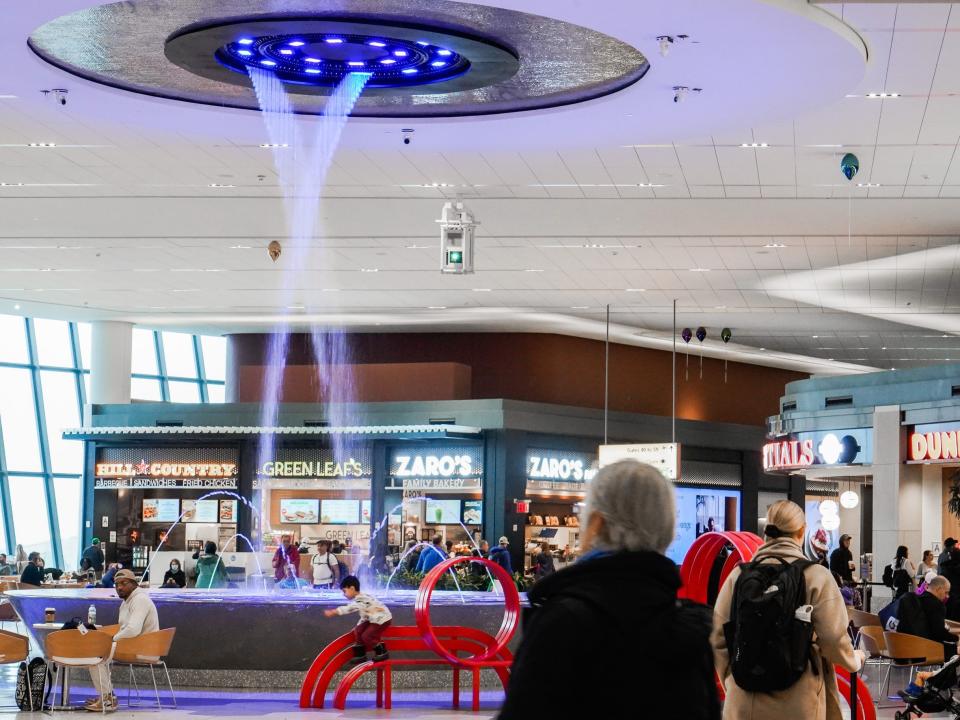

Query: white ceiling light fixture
[[208, 183, 235, 188], [359, 268, 379, 273], [821, 513, 841, 531], [427, 306, 447, 309], [865, 92, 900, 99], [840, 490, 859, 509], [0, 182, 24, 187], [740, 142, 768, 148], [689, 267, 711, 272], [764, 243, 786, 248], [259, 143, 288, 148], [857, 183, 880, 188], [472, 288, 492, 292], [624, 288, 646, 292], [27, 142, 56, 148]]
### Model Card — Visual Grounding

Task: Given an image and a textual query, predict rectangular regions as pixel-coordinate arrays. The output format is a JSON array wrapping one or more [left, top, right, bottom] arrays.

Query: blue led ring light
[[215, 33, 469, 87]]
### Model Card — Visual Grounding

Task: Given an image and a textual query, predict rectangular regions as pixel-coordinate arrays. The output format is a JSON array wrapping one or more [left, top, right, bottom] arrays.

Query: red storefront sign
[[762, 439, 814, 471], [909, 429, 960, 462]]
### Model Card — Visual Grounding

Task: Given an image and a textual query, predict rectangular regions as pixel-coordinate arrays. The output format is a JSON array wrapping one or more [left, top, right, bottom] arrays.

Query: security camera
[[41, 88, 69, 107], [401, 128, 414, 146], [672, 86, 701, 103]]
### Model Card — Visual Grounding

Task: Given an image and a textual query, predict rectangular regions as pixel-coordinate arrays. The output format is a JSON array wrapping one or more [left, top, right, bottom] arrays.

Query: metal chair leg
[[149, 664, 161, 710], [161, 661, 176, 709], [96, 665, 106, 715], [130, 662, 142, 705], [127, 663, 134, 707]]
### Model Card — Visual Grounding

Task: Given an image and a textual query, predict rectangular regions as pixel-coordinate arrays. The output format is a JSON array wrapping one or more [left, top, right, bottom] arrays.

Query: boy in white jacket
[[325, 575, 393, 663]]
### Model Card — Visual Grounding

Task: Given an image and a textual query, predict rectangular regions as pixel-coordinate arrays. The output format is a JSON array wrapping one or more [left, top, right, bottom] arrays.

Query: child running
[[324, 575, 393, 663]]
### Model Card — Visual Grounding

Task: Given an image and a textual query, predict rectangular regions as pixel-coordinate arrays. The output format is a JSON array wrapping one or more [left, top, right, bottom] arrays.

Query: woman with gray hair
[[497, 460, 720, 719]]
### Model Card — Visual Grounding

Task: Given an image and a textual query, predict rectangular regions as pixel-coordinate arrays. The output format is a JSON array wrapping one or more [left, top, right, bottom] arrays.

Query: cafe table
[[32, 622, 106, 710]]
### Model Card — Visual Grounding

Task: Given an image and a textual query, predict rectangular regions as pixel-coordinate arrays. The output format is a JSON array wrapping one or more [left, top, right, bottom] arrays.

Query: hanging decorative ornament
[[681, 328, 692, 381], [268, 240, 282, 262], [840, 153, 859, 181], [696, 327, 706, 379], [720, 327, 732, 384], [840, 490, 859, 509], [681, 327, 692, 343]]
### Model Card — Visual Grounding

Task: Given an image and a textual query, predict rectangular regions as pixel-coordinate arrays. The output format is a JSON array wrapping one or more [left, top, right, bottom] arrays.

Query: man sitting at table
[[0, 553, 14, 575], [86, 569, 159, 713], [897, 575, 959, 658], [20, 552, 44, 586]]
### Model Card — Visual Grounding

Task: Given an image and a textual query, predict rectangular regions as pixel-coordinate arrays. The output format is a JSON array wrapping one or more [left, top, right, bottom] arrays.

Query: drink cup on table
[[44, 608, 55, 623]]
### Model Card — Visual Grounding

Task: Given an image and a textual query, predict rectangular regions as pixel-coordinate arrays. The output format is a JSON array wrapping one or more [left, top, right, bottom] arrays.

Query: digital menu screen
[[361, 499, 372, 524], [219, 499, 237, 524], [280, 498, 319, 524], [321, 499, 360, 524], [462, 500, 482, 525], [142, 498, 180, 523], [181, 499, 218, 523], [425, 499, 461, 525]]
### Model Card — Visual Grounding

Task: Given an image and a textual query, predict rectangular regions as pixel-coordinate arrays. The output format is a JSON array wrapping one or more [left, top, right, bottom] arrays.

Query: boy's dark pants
[[355, 620, 391, 651]]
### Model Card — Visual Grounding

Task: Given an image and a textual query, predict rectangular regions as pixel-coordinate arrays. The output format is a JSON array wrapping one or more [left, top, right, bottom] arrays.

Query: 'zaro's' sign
[[909, 424, 960, 462], [392, 453, 474, 478], [527, 450, 597, 482]]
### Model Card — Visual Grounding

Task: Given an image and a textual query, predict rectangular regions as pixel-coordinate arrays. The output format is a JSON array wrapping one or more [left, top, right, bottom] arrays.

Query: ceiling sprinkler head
[[268, 240, 282, 262]]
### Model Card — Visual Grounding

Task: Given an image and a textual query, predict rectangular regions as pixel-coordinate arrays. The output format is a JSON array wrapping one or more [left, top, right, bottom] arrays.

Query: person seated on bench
[[324, 575, 392, 664], [898, 575, 959, 657]]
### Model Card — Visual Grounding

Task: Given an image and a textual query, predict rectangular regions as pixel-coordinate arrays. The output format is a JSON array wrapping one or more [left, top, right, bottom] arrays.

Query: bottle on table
[[87, 604, 96, 626]]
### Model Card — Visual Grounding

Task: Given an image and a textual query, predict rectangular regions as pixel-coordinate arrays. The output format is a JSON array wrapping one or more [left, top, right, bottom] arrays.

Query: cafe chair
[[882, 630, 945, 706], [847, 608, 881, 648], [113, 628, 177, 710], [0, 629, 33, 710], [858, 626, 892, 705], [99, 624, 121, 638], [0, 600, 24, 635], [45, 629, 114, 714]]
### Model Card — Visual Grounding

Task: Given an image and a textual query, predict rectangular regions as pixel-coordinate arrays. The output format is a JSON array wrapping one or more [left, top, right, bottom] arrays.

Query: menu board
[[181, 499, 218, 523], [142, 498, 180, 523], [219, 499, 238, 524], [425, 499, 461, 525], [462, 500, 482, 525], [321, 499, 360, 524], [280, 498, 319, 524], [360, 499, 372, 524]]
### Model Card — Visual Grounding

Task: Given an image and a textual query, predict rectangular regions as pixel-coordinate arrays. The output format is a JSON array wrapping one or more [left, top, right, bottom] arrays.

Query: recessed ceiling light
[[472, 288, 492, 292], [259, 143, 288, 148], [368, 41, 387, 47], [279, 49, 293, 55], [237, 38, 254, 45], [0, 182, 24, 187], [764, 243, 786, 249], [881, 346, 887, 350], [305, 69, 321, 74], [942, 334, 950, 338], [759, 347, 765, 351], [347, 61, 365, 67], [237, 50, 252, 56], [570, 306, 589, 309], [13, 304, 20, 310], [286, 304, 305, 310], [27, 143, 56, 148], [401, 68, 418, 75], [208, 183, 235, 188], [261, 60, 276, 67], [229, 245, 251, 249], [858, 183, 880, 188], [427, 306, 447, 309], [321, 288, 340, 292], [866, 92, 900, 99], [288, 40, 305, 47], [890, 367, 896, 371], [689, 267, 711, 272], [740, 143, 768, 148], [812, 335, 819, 339], [524, 269, 545, 273], [380, 59, 396, 65], [324, 37, 344, 44], [305, 57, 321, 63], [360, 268, 379, 273], [437, 49, 452, 56], [624, 288, 646, 292]]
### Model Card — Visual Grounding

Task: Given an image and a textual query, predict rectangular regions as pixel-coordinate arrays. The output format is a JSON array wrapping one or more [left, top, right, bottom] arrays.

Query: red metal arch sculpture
[[680, 531, 875, 720], [300, 557, 520, 710]]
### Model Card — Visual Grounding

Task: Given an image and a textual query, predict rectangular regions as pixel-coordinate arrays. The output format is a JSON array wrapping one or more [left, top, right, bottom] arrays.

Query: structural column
[[920, 463, 944, 557], [872, 405, 902, 601], [89, 321, 133, 407]]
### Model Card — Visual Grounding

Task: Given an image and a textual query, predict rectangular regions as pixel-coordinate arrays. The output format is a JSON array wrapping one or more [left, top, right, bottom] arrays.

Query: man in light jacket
[[712, 501, 866, 720], [86, 569, 160, 712]]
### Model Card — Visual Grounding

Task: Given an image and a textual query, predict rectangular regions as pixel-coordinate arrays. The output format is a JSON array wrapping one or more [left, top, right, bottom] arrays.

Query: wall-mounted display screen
[[142, 498, 180, 524], [463, 500, 482, 525], [280, 498, 319, 524], [360, 500, 371, 524], [665, 488, 741, 564], [219, 499, 237, 523], [322, 499, 360, 524], [182, 499, 219, 523], [425, 499, 461, 525]]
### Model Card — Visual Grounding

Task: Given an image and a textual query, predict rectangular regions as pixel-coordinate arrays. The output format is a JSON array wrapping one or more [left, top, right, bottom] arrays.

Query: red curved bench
[[300, 557, 519, 712]]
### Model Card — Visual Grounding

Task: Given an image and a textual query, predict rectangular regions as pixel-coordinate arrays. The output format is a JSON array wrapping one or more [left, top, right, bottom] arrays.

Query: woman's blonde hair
[[765, 500, 805, 538]]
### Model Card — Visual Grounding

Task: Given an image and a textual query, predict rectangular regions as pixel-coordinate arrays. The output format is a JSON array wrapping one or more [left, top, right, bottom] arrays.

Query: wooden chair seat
[[113, 628, 177, 710]]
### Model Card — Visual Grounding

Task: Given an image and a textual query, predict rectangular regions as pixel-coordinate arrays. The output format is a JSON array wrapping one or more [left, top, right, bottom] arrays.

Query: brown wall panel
[[229, 332, 804, 427]]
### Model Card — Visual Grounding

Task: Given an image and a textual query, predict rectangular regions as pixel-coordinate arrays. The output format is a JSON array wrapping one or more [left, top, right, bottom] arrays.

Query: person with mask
[[162, 558, 186, 588], [712, 501, 865, 720], [498, 461, 720, 719]]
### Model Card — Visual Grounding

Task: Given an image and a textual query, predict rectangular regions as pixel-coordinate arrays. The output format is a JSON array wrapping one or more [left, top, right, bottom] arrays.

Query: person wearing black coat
[[498, 461, 719, 720], [940, 549, 960, 620], [897, 576, 958, 657], [830, 534, 855, 584]]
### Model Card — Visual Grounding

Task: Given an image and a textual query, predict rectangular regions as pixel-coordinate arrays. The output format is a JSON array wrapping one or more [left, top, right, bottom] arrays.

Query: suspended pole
[[672, 299, 677, 444], [604, 304, 610, 444]]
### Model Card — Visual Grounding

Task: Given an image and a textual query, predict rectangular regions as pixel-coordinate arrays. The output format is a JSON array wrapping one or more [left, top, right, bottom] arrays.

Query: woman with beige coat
[[711, 500, 867, 720]]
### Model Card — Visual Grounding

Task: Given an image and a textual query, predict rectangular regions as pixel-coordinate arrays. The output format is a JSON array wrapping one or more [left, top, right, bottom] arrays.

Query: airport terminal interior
[[4, 0, 960, 718]]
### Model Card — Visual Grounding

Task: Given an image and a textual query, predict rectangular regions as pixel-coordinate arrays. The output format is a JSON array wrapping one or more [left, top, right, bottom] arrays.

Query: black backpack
[[723, 557, 816, 692], [882, 564, 894, 588], [16, 657, 50, 711]]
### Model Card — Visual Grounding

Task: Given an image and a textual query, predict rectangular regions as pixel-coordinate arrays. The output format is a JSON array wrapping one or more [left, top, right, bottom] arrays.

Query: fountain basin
[[6, 588, 524, 672]]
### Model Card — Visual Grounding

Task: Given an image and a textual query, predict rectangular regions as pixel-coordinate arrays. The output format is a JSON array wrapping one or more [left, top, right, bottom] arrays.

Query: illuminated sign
[[598, 443, 680, 481], [527, 451, 597, 482], [95, 460, 237, 478], [762, 430, 870, 472], [909, 424, 960, 463], [258, 460, 366, 478], [389, 446, 483, 478], [94, 477, 237, 490]]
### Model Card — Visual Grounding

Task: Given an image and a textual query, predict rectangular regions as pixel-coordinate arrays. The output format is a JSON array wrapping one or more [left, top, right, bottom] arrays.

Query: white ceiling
[[2, 1, 960, 375]]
